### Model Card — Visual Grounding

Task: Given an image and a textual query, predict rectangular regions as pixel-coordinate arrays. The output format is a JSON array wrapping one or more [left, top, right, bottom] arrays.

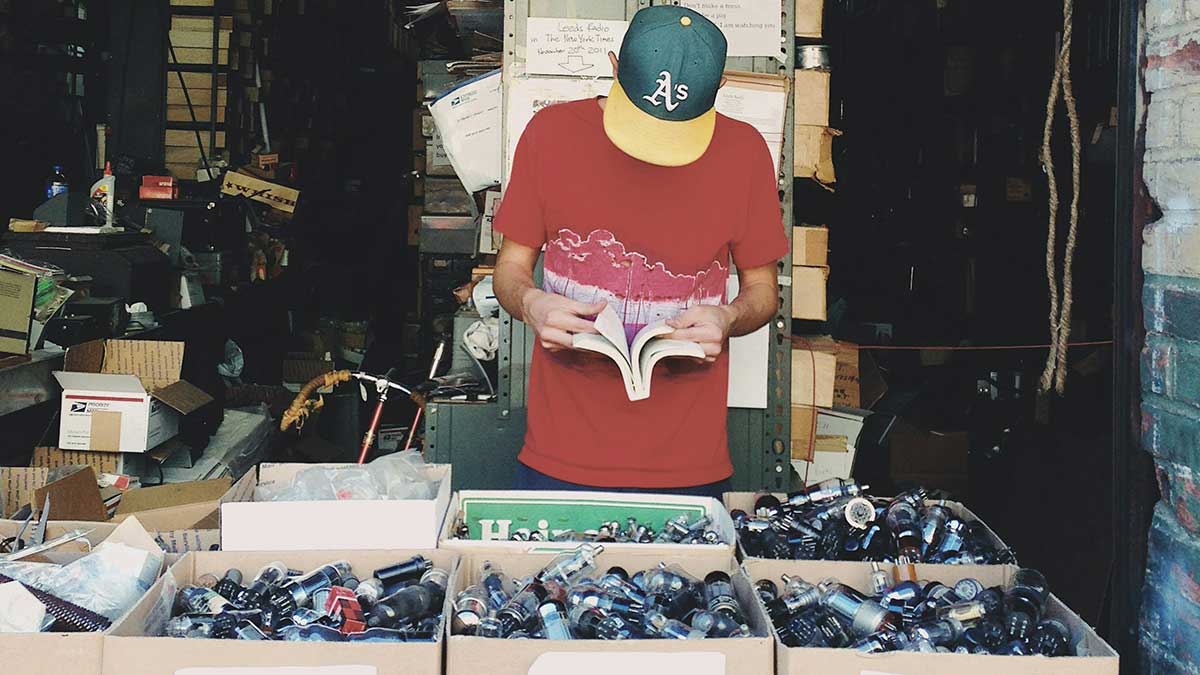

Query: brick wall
[[1143, 0, 1200, 672]]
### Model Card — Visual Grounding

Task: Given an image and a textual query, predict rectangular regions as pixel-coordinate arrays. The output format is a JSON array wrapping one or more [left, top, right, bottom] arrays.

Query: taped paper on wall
[[505, 77, 612, 181], [715, 73, 788, 173], [526, 18, 628, 77], [480, 191, 502, 254], [429, 69, 503, 193], [528, 652, 725, 675], [727, 275, 769, 409], [679, 0, 782, 58]]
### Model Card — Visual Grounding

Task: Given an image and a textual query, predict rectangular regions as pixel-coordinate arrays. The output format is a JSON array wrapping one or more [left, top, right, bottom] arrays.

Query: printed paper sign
[[529, 652, 725, 675], [679, 1, 781, 58], [526, 18, 628, 77], [175, 662, 374, 667], [480, 191, 502, 254]]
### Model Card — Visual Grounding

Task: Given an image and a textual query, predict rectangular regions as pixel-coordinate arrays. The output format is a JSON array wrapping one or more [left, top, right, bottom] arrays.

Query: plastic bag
[[0, 542, 163, 622], [256, 451, 438, 502]]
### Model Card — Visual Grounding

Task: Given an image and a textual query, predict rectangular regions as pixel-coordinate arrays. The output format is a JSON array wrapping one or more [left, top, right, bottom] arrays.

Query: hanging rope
[[1039, 0, 1082, 395]]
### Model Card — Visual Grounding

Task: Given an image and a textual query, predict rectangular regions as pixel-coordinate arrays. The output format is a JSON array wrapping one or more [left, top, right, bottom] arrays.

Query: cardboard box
[[1, 465, 108, 521], [439, 490, 737, 556], [789, 406, 870, 472], [890, 420, 970, 497], [794, 125, 838, 184], [112, 471, 257, 533], [723, 492, 1010, 558], [794, 70, 830, 127], [795, 0, 823, 37], [793, 226, 828, 267], [0, 517, 164, 675], [791, 265, 828, 320], [102, 548, 459, 675], [0, 266, 36, 355], [220, 170, 299, 213], [792, 336, 887, 409], [790, 346, 836, 408], [53, 340, 213, 453], [220, 463, 452, 551], [742, 559, 1118, 674], [448, 549, 773, 675]]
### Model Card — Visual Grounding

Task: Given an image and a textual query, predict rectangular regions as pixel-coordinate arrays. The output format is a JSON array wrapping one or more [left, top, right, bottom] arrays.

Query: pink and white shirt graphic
[[543, 228, 728, 342]]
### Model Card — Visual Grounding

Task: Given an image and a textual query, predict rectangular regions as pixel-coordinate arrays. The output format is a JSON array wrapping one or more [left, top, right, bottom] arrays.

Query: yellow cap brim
[[603, 79, 716, 167]]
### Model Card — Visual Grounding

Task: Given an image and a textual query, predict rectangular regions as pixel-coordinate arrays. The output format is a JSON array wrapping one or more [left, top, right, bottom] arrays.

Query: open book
[[572, 304, 706, 401]]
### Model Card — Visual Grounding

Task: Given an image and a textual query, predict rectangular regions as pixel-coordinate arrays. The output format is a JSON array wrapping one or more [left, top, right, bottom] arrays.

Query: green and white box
[[439, 490, 737, 556]]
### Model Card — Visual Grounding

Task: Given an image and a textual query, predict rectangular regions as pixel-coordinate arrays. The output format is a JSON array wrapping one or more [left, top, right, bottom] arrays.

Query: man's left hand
[[667, 305, 738, 363]]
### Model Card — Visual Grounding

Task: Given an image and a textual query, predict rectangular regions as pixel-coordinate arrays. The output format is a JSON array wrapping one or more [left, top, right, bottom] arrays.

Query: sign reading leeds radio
[[526, 18, 629, 77]]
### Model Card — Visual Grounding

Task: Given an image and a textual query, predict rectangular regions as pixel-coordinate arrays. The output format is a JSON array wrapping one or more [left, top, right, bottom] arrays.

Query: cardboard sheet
[[35, 466, 108, 521]]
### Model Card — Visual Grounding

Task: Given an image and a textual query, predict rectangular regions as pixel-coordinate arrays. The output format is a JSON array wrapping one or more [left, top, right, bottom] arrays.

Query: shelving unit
[[164, 0, 234, 178]]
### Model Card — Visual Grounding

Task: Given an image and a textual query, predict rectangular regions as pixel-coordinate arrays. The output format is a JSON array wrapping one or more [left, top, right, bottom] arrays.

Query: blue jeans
[[513, 462, 732, 501]]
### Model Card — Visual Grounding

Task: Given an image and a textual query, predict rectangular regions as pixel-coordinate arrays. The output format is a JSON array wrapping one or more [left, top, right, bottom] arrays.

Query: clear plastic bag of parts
[[0, 541, 163, 628], [256, 450, 437, 502]]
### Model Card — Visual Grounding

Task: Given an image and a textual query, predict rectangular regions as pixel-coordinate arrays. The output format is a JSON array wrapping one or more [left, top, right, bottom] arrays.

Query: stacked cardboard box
[[165, 7, 234, 179], [791, 224, 829, 320]]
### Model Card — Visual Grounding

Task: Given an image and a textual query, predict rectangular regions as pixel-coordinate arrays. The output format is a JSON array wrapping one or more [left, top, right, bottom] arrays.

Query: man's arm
[[494, 238, 605, 351], [666, 263, 779, 362]]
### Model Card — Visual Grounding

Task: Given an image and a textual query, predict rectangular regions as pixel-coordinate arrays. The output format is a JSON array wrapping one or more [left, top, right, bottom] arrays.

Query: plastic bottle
[[45, 165, 69, 200], [89, 162, 115, 228]]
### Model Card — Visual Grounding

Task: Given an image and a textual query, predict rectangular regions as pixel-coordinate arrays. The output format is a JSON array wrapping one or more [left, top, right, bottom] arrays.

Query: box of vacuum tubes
[[724, 483, 1012, 564], [0, 518, 165, 675], [219, 461, 453, 552], [744, 559, 1118, 674], [439, 490, 738, 556], [101, 549, 460, 675], [447, 546, 774, 675]]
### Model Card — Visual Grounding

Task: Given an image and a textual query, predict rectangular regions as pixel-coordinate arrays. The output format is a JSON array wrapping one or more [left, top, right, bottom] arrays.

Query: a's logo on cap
[[642, 70, 690, 112]]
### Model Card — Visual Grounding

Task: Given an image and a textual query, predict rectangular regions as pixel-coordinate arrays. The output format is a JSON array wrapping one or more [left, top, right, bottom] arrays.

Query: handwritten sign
[[679, 1, 781, 58], [526, 18, 628, 77]]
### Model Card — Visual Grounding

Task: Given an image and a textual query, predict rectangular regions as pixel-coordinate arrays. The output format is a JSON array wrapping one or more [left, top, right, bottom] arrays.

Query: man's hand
[[667, 304, 738, 363], [522, 288, 607, 352]]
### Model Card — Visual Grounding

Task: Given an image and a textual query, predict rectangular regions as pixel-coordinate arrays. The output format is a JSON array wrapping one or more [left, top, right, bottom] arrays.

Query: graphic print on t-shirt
[[543, 228, 728, 341]]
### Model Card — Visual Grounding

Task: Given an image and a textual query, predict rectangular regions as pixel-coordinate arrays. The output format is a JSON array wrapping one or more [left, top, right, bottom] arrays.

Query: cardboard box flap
[[105, 515, 167, 556], [53, 371, 146, 395], [63, 339, 106, 373], [150, 380, 213, 414], [116, 478, 232, 516], [35, 466, 108, 521], [100, 340, 184, 390]]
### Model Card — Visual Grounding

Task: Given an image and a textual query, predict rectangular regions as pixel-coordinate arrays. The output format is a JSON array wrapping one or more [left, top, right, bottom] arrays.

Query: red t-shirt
[[494, 97, 788, 488]]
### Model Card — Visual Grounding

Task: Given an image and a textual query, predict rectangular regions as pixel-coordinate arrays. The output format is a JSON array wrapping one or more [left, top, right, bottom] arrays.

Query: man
[[493, 5, 788, 498]]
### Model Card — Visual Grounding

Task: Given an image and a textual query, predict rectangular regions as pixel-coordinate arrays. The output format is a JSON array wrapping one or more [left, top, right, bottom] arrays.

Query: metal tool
[[1, 528, 95, 562], [30, 494, 50, 548], [356, 368, 414, 464], [403, 340, 448, 453]]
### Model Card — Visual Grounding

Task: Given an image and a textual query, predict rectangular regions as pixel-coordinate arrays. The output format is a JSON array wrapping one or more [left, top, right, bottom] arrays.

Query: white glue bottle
[[89, 161, 115, 228]]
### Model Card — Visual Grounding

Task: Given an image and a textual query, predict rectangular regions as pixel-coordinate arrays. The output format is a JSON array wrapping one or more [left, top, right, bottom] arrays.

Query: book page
[[637, 339, 706, 400], [629, 320, 674, 367], [591, 304, 631, 364], [572, 334, 638, 400]]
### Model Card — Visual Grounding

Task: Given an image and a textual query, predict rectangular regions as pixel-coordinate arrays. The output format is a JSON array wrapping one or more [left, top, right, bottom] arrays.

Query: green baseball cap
[[603, 5, 728, 166]]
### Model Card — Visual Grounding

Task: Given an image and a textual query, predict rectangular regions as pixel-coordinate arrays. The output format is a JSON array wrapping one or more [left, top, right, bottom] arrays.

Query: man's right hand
[[521, 288, 606, 351]]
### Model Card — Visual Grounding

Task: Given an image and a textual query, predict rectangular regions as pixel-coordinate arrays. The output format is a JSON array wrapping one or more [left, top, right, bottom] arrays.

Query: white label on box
[[175, 662, 374, 667], [529, 652, 725, 675], [526, 18, 628, 77], [177, 669, 377, 675], [678, 1, 782, 58]]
